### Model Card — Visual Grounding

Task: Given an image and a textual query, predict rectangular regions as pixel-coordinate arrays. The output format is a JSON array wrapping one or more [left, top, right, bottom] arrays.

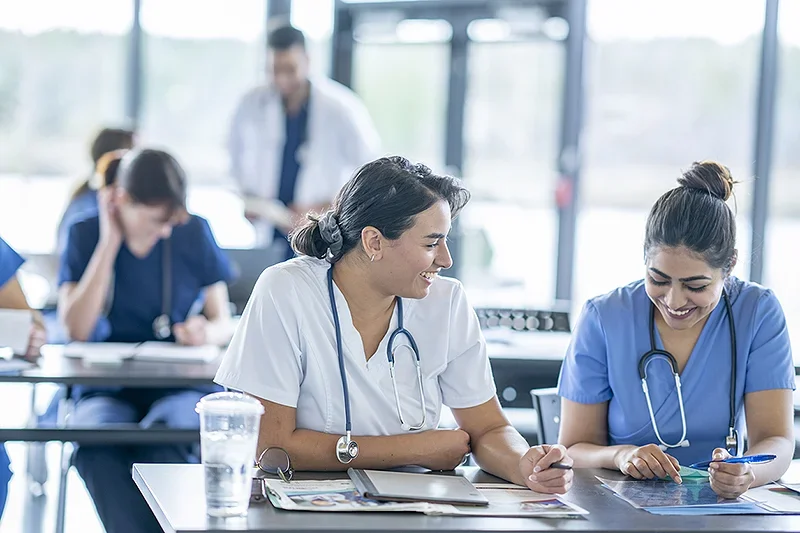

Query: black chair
[[530, 388, 561, 445], [224, 245, 286, 314]]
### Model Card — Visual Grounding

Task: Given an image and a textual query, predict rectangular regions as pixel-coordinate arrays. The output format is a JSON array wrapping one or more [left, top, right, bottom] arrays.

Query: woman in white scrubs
[[216, 156, 573, 494]]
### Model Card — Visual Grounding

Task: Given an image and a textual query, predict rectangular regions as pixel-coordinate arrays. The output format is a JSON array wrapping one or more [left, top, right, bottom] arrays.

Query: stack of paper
[[0, 309, 33, 355], [63, 342, 220, 364], [261, 479, 589, 518]]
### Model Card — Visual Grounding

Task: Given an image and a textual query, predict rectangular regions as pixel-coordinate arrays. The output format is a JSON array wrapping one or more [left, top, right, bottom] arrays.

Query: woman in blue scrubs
[[0, 236, 46, 517], [558, 161, 795, 499], [57, 127, 136, 254], [58, 148, 236, 533]]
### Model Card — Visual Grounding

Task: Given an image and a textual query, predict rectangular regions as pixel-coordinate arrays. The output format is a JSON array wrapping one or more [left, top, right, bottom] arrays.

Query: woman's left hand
[[24, 311, 46, 360], [519, 444, 574, 494], [173, 316, 209, 346], [708, 448, 756, 499]]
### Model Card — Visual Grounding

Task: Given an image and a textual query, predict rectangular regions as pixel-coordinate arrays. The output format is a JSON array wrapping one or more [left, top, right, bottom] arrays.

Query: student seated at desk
[[0, 235, 46, 517], [58, 148, 236, 533], [216, 156, 573, 494], [57, 126, 136, 255], [558, 161, 795, 499]]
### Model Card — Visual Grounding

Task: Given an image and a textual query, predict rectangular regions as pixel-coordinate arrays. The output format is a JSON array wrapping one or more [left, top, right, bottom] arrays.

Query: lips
[[663, 304, 696, 321], [420, 271, 437, 284]]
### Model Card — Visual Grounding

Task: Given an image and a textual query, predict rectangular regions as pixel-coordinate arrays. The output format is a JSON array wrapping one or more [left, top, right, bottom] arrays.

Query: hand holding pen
[[695, 449, 772, 499], [520, 444, 574, 494]]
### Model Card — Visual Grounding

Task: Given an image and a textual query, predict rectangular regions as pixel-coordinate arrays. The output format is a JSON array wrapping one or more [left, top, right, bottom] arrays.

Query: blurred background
[[0, 0, 798, 528]]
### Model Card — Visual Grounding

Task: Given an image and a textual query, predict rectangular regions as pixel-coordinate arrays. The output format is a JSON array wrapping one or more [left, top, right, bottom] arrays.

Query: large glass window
[[0, 0, 131, 253], [138, 0, 266, 247], [579, 0, 763, 309], [768, 0, 800, 362], [461, 38, 564, 306]]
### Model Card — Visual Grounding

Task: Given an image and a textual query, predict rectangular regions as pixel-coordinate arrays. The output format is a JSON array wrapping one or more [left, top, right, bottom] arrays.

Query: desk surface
[[0, 346, 219, 387], [133, 464, 800, 533]]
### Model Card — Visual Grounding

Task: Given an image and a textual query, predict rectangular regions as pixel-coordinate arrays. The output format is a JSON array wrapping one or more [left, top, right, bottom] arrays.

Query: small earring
[[370, 254, 375, 262]]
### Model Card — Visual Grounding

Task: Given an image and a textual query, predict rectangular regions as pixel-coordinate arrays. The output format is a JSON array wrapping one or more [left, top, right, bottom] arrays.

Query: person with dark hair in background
[[558, 161, 794, 499], [0, 235, 46, 518], [216, 156, 573, 495], [57, 127, 136, 254], [58, 148, 237, 533], [228, 23, 380, 260]]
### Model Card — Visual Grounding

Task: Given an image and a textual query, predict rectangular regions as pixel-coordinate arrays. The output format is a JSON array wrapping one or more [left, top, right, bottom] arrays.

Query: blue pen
[[689, 454, 776, 470]]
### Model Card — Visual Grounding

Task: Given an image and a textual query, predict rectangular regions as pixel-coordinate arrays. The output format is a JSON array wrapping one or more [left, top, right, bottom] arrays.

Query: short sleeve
[[744, 290, 795, 394], [557, 301, 612, 404], [0, 236, 24, 287], [214, 267, 303, 407], [194, 217, 237, 287], [57, 220, 97, 286], [437, 282, 497, 409]]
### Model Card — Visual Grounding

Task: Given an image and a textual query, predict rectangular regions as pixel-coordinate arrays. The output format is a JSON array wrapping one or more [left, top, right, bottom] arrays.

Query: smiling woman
[[557, 160, 796, 501], [215, 155, 575, 495]]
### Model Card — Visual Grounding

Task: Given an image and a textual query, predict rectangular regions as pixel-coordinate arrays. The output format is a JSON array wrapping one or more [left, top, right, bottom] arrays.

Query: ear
[[360, 226, 385, 261]]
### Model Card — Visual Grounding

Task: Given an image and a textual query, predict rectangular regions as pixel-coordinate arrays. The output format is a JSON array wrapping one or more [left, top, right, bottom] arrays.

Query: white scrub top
[[215, 256, 497, 436]]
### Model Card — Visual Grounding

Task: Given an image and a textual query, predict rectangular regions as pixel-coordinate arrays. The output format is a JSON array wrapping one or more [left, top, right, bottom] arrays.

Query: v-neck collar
[[652, 300, 724, 380]]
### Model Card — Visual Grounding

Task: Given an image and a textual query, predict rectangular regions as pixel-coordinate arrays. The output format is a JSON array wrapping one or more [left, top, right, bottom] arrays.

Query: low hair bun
[[678, 160, 735, 202]]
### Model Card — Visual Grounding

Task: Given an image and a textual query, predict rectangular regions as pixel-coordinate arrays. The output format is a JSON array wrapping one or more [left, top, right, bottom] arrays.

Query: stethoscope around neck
[[639, 289, 739, 455], [103, 237, 173, 341], [327, 265, 427, 464]]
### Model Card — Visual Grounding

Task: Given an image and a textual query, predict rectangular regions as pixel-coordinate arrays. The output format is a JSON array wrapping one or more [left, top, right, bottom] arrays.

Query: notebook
[[63, 342, 220, 363], [348, 469, 489, 507]]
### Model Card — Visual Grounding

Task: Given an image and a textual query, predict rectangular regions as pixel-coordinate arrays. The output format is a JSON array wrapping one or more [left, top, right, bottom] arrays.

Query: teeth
[[668, 308, 691, 316], [420, 272, 436, 280]]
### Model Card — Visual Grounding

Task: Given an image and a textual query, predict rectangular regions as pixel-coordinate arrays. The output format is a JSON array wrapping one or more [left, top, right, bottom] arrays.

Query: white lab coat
[[214, 256, 497, 436], [228, 77, 381, 245]]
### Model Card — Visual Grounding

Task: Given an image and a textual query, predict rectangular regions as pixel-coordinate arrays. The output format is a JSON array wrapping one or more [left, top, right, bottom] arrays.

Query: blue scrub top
[[0, 235, 23, 515], [59, 214, 236, 343], [557, 277, 795, 466], [273, 101, 309, 260], [57, 189, 98, 255]]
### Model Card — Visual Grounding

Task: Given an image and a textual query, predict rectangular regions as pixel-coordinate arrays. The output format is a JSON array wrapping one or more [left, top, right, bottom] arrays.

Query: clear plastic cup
[[196, 392, 264, 517]]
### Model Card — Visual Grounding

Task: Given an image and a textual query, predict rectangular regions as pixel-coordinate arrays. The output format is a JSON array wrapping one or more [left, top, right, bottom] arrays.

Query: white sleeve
[[437, 282, 497, 409], [214, 267, 304, 408], [338, 95, 381, 181]]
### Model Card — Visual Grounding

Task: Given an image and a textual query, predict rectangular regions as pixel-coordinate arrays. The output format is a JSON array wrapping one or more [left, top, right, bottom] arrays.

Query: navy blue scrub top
[[57, 189, 98, 255], [58, 214, 236, 344], [274, 100, 310, 259]]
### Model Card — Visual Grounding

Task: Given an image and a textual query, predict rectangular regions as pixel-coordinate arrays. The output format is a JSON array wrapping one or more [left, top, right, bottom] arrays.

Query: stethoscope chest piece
[[336, 432, 359, 464]]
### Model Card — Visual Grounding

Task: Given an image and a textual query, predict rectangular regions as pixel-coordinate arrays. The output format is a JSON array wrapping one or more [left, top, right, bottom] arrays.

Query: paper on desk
[[243, 196, 294, 228], [63, 342, 137, 362], [262, 479, 587, 518], [134, 342, 220, 363], [598, 477, 800, 515], [0, 308, 32, 355]]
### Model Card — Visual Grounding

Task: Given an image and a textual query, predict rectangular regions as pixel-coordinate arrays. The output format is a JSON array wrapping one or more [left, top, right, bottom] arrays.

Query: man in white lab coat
[[228, 24, 380, 257]]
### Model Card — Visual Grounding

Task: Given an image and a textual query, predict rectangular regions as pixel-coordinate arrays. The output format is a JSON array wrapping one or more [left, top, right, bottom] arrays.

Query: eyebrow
[[649, 267, 712, 283], [423, 233, 446, 240]]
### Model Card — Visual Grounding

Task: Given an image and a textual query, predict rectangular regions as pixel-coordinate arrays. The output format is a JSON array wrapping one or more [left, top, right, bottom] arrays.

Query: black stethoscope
[[638, 289, 738, 455], [327, 266, 427, 465]]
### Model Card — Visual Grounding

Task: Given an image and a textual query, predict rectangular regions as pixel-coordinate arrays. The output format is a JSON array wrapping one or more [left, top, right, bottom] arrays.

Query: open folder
[[63, 342, 220, 364]]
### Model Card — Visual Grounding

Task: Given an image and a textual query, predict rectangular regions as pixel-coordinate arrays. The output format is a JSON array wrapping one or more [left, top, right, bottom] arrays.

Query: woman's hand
[[97, 187, 123, 249], [708, 448, 755, 499], [24, 311, 46, 360], [173, 316, 209, 346], [519, 444, 574, 494], [614, 443, 682, 483]]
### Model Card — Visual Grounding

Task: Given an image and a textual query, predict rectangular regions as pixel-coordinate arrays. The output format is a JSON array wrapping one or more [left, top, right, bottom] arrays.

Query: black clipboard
[[348, 469, 489, 507]]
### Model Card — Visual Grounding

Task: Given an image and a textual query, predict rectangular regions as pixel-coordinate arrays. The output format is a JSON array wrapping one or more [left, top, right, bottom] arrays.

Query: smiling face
[[644, 245, 730, 331], [372, 200, 453, 300]]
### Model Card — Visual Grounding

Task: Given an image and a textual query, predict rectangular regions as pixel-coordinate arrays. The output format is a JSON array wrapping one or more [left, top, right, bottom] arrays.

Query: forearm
[[747, 436, 795, 487], [470, 425, 530, 486], [260, 429, 427, 471], [61, 243, 118, 341], [567, 442, 635, 471]]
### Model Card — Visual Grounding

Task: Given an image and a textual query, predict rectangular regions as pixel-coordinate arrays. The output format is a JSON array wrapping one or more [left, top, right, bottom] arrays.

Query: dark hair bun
[[678, 160, 735, 202]]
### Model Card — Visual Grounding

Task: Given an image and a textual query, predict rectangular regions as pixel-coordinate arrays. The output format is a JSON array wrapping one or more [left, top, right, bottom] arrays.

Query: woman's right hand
[[614, 443, 682, 483], [98, 187, 123, 248], [417, 429, 471, 471]]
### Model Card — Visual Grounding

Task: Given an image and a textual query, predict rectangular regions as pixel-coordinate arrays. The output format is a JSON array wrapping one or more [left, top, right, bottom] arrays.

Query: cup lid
[[195, 391, 264, 416]]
